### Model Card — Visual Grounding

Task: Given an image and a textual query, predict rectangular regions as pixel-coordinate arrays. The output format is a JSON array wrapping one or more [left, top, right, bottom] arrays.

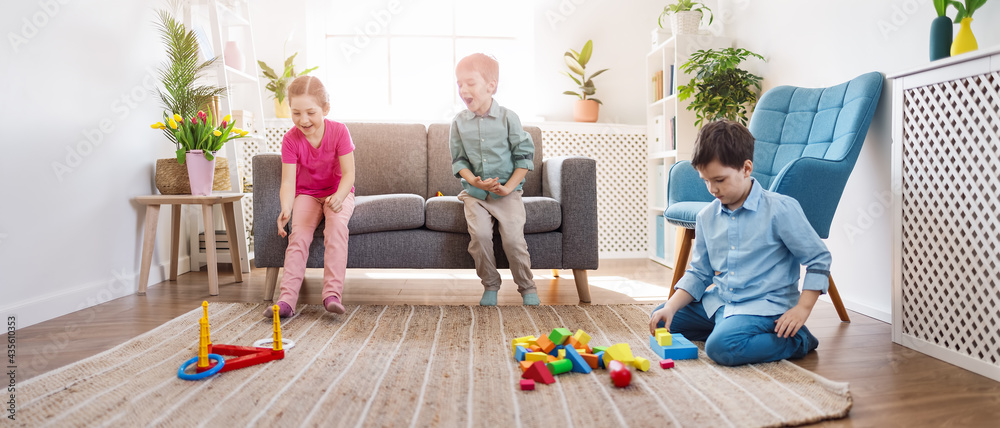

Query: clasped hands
[[470, 176, 512, 196]]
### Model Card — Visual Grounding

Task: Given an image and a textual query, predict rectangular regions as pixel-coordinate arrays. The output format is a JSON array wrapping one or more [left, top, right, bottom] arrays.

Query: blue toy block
[[515, 345, 528, 362], [649, 333, 698, 360], [595, 351, 606, 369], [549, 344, 565, 357], [563, 345, 592, 374]]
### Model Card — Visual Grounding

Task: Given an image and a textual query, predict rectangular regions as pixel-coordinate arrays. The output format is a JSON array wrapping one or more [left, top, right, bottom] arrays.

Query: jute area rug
[[19, 304, 851, 427]]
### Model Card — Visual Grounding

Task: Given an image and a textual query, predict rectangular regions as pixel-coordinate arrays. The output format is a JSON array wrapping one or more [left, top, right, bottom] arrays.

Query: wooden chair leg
[[828, 275, 851, 323], [571, 269, 591, 303], [669, 227, 695, 297], [264, 267, 280, 301], [551, 269, 560, 277]]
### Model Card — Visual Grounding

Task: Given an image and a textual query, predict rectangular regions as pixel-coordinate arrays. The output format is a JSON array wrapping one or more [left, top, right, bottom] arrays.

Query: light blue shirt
[[449, 100, 535, 200], [675, 178, 832, 319]]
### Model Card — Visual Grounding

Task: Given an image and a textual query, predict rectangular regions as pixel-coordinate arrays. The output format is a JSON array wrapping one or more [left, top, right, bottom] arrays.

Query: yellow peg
[[272, 305, 283, 351], [202, 301, 211, 345], [198, 317, 210, 368]]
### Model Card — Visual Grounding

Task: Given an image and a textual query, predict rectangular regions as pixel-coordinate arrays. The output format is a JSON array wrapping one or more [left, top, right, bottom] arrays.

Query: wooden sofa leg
[[572, 269, 592, 303], [828, 276, 851, 323], [264, 267, 280, 301], [669, 227, 695, 297], [551, 269, 560, 277]]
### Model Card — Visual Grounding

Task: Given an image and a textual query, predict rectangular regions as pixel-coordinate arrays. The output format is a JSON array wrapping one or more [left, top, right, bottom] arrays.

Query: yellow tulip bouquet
[[151, 111, 248, 164]]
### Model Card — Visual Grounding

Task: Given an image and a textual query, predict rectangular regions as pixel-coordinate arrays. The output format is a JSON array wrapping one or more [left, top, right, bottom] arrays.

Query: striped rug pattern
[[19, 304, 851, 427]]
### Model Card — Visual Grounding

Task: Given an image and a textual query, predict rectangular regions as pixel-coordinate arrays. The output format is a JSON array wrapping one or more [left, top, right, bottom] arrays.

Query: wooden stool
[[135, 193, 245, 295]]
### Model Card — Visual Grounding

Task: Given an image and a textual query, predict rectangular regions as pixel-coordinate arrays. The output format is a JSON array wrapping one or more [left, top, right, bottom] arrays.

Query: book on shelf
[[652, 70, 664, 101], [668, 65, 675, 96], [670, 116, 677, 150]]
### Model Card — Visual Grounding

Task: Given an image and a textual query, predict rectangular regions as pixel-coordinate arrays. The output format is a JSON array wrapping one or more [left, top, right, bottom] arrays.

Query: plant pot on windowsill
[[573, 99, 600, 123], [154, 156, 231, 195]]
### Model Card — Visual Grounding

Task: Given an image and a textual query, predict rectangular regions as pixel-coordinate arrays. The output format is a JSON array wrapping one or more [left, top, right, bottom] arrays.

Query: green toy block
[[548, 328, 572, 345]]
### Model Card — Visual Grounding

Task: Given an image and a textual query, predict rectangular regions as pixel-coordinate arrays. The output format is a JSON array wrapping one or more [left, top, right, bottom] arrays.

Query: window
[[307, 0, 535, 122]]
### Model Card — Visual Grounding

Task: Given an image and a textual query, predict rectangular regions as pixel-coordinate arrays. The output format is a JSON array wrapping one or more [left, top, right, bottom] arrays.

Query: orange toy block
[[535, 335, 556, 353], [528, 345, 542, 353], [566, 337, 592, 354], [519, 361, 535, 372], [546, 355, 558, 363], [581, 353, 599, 369]]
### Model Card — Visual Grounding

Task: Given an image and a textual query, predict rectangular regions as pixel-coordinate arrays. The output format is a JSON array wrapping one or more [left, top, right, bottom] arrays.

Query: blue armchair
[[663, 71, 884, 323]]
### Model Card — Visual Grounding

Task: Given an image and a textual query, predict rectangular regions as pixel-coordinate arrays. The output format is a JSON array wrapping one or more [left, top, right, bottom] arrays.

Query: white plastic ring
[[253, 338, 295, 350]]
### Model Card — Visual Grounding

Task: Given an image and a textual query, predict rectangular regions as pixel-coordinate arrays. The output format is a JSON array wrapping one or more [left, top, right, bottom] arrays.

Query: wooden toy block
[[528, 345, 542, 353], [581, 353, 599, 369], [520, 379, 535, 391], [512, 336, 535, 356], [546, 358, 573, 375], [659, 359, 675, 369], [548, 328, 572, 345], [592, 346, 608, 353], [632, 357, 651, 372], [535, 335, 556, 353], [655, 328, 672, 346], [572, 329, 591, 346], [565, 337, 592, 354], [526, 352, 548, 362], [522, 361, 556, 384], [595, 351, 606, 369], [557, 349, 566, 359], [603, 343, 635, 367], [515, 345, 529, 362], [547, 355, 558, 363], [564, 346, 593, 374], [549, 344, 564, 356], [648, 334, 698, 360], [519, 361, 534, 372]]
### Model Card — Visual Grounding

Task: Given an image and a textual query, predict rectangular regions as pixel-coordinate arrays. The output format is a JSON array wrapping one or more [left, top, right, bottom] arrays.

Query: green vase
[[929, 16, 952, 61], [951, 18, 978, 56]]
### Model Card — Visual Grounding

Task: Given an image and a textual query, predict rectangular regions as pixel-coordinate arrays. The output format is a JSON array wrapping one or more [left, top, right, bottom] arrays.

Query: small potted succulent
[[658, 0, 714, 35], [562, 40, 609, 123], [258, 48, 318, 118]]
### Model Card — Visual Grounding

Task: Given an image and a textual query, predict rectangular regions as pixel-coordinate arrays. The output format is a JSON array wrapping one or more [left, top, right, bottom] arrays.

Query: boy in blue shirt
[[649, 119, 829, 366], [450, 53, 539, 306]]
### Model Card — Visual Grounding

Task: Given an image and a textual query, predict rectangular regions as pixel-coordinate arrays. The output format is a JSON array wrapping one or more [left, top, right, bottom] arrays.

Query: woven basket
[[670, 10, 703, 35], [154, 157, 231, 195]]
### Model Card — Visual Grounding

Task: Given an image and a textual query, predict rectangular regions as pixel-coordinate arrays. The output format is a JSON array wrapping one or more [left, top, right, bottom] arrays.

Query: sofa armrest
[[543, 156, 598, 270], [252, 154, 287, 268]]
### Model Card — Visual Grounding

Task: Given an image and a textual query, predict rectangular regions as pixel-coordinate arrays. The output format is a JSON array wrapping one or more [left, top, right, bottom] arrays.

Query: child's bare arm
[[277, 163, 296, 238], [325, 152, 355, 213], [649, 289, 695, 334], [775, 289, 820, 338], [493, 168, 528, 196]]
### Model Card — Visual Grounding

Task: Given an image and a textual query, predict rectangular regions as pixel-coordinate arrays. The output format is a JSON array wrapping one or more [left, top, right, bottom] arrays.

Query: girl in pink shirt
[[270, 76, 356, 317]]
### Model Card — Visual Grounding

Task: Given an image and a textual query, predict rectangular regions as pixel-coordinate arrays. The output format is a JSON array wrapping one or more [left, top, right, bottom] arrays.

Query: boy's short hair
[[456, 53, 499, 94], [691, 119, 755, 170]]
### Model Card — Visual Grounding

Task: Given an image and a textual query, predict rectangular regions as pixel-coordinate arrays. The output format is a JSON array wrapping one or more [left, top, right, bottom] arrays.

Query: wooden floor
[[14, 259, 1000, 426]]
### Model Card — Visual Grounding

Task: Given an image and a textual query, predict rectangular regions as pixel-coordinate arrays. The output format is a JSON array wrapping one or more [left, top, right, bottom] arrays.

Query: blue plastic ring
[[177, 354, 225, 380]]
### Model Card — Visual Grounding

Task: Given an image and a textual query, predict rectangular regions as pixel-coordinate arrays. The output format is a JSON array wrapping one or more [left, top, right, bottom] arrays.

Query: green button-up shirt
[[449, 100, 535, 200]]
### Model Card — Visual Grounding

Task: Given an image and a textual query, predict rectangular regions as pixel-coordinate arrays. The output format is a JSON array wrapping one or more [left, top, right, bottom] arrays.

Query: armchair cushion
[[664, 202, 709, 229]]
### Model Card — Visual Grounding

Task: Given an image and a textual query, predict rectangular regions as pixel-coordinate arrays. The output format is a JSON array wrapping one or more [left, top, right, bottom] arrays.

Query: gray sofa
[[253, 123, 598, 302]]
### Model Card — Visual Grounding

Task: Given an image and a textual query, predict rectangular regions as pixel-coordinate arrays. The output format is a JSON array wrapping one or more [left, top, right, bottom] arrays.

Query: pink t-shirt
[[281, 119, 356, 198]]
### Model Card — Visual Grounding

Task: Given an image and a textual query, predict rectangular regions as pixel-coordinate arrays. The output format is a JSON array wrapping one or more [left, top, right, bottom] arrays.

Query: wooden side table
[[135, 193, 245, 295]]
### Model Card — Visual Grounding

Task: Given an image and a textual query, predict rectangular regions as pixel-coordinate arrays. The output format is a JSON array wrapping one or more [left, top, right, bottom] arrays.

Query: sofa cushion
[[424, 196, 561, 234], [347, 194, 425, 235]]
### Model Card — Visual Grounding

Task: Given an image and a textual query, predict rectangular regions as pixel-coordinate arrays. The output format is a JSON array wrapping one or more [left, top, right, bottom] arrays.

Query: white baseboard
[[599, 251, 648, 259], [1, 256, 191, 329], [819, 294, 891, 323], [898, 334, 1000, 382]]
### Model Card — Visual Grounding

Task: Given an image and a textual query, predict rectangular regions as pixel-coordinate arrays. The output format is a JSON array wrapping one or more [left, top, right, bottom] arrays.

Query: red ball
[[608, 360, 631, 388]]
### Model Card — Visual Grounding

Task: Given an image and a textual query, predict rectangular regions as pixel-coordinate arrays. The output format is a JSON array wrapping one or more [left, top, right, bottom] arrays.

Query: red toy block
[[521, 361, 556, 385], [660, 359, 675, 369], [535, 335, 556, 353], [520, 379, 535, 391]]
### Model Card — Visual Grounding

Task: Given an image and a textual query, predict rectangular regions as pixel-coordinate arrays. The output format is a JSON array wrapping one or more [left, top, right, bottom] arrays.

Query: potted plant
[[151, 111, 249, 195], [676, 47, 765, 127], [258, 49, 318, 118], [950, 0, 988, 56], [152, 9, 229, 195], [658, 0, 714, 35], [562, 40, 608, 123]]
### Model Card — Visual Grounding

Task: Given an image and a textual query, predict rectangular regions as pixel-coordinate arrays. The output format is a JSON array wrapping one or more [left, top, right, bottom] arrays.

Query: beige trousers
[[458, 190, 536, 294]]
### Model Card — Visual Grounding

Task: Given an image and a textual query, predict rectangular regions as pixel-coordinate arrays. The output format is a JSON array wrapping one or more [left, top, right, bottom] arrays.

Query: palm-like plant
[[677, 47, 764, 127], [258, 50, 318, 105], [562, 40, 609, 105], [154, 9, 226, 148]]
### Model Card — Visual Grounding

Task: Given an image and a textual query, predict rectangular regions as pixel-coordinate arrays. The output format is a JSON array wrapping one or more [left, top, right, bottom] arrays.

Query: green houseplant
[[658, 0, 714, 35], [258, 50, 318, 118], [950, 0, 988, 55], [562, 40, 608, 122], [677, 47, 765, 127]]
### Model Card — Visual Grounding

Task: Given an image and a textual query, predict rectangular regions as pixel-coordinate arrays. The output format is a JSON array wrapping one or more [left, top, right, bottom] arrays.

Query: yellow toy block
[[511, 335, 535, 356], [557, 349, 566, 359], [526, 352, 548, 362], [602, 343, 635, 367], [572, 329, 591, 346], [655, 328, 672, 346], [632, 356, 651, 372]]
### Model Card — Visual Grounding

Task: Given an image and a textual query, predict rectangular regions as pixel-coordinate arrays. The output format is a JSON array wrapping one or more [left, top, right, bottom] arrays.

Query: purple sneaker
[[323, 295, 345, 314]]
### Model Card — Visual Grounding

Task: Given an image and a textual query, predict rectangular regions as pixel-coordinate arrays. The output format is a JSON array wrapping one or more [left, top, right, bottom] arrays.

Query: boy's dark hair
[[690, 119, 755, 170]]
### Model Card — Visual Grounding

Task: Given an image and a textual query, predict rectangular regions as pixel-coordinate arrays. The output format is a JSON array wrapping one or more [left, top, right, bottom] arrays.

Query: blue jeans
[[651, 301, 819, 366]]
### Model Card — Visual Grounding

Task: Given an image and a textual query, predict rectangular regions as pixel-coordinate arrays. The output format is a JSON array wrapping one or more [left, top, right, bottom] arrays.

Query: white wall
[[0, 1, 188, 329], [717, 0, 1000, 322]]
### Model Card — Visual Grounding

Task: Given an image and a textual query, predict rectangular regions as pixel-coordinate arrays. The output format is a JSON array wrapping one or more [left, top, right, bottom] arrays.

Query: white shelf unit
[[182, 0, 267, 273], [646, 34, 732, 267]]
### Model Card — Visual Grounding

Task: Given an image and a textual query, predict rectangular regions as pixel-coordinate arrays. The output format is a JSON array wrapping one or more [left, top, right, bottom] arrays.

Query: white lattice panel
[[900, 71, 1000, 366], [258, 120, 645, 257], [537, 123, 647, 256]]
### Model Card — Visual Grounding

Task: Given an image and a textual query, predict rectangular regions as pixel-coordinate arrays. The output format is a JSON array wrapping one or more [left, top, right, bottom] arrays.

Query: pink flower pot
[[186, 150, 216, 196]]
